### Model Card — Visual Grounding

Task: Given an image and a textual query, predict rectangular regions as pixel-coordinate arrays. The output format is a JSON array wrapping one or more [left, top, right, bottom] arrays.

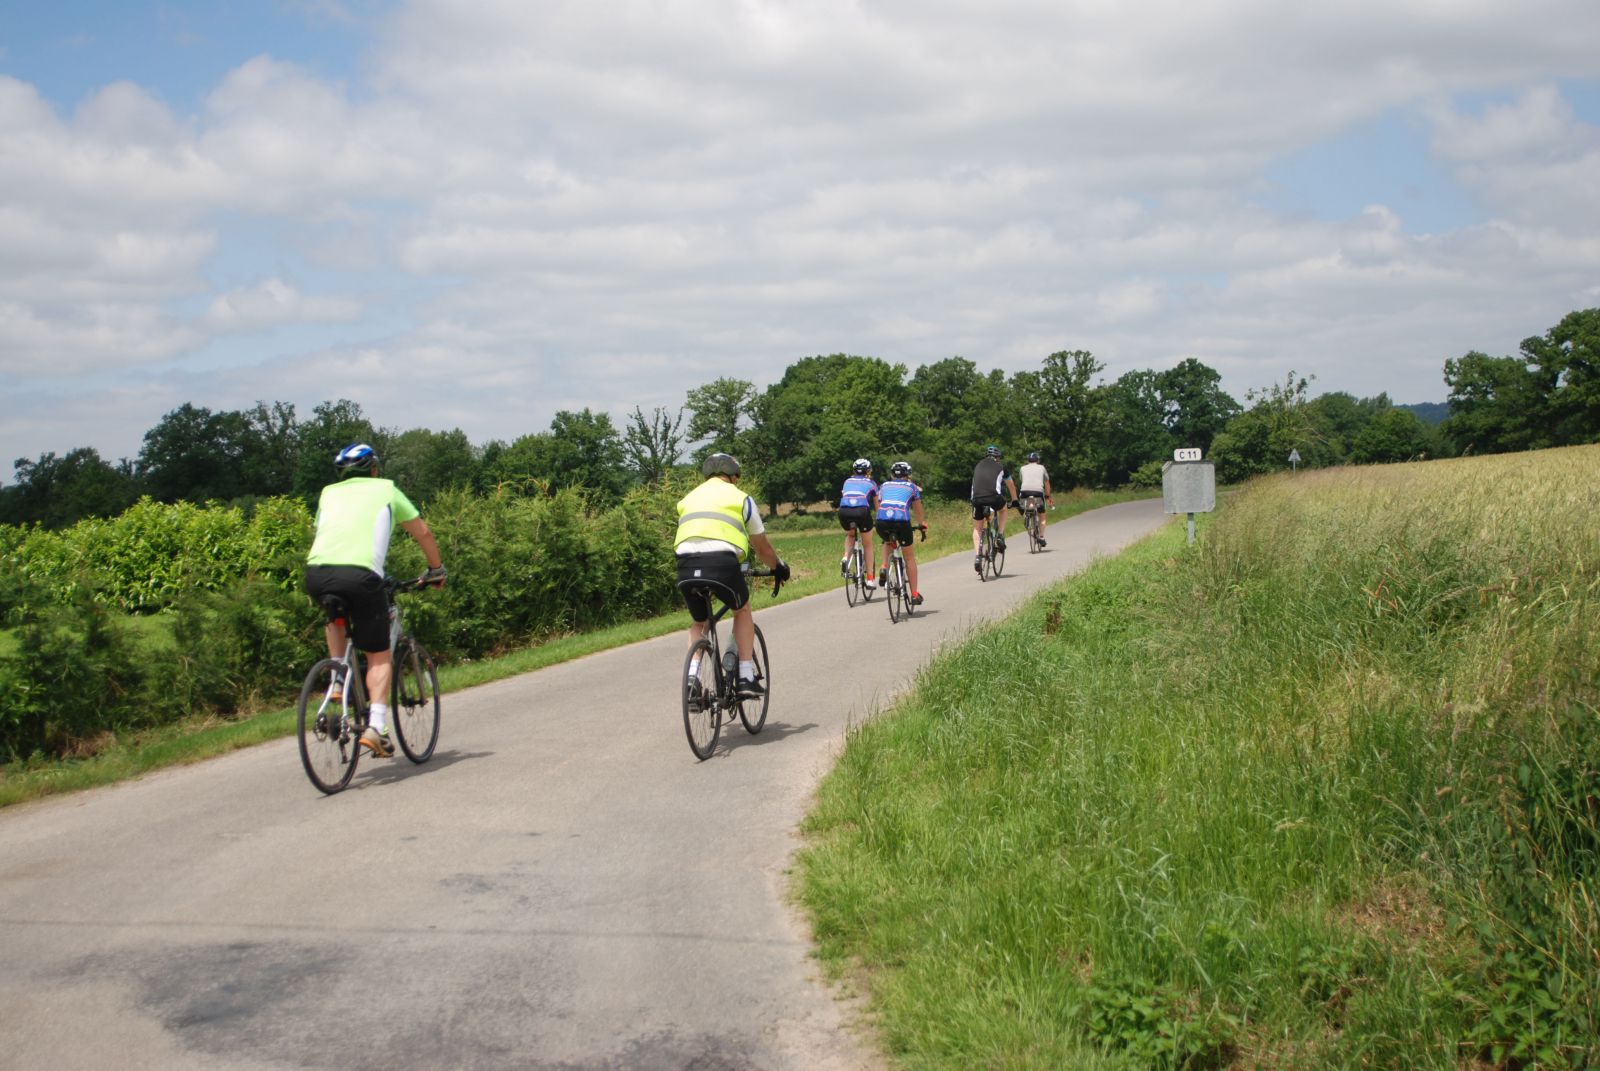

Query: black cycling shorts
[[875, 519, 915, 546], [676, 551, 748, 623], [303, 565, 389, 653], [971, 495, 1006, 521], [837, 507, 873, 533]]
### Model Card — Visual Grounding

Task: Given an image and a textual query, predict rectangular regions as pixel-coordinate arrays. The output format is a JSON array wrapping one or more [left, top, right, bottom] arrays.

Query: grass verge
[[0, 490, 1147, 808], [796, 449, 1600, 1069]]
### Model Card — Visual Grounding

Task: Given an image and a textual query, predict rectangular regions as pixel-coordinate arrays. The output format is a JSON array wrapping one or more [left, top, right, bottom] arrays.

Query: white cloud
[[4, 0, 1600, 467], [203, 278, 363, 332]]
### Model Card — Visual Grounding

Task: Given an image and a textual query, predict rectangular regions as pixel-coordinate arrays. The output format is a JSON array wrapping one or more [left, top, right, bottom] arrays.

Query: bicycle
[[1022, 498, 1049, 553], [841, 524, 875, 606], [681, 566, 781, 761], [297, 575, 441, 795], [883, 524, 926, 623], [977, 505, 1007, 581]]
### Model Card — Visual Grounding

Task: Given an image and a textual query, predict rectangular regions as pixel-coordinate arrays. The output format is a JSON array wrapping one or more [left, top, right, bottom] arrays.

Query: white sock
[[740, 660, 756, 680], [368, 703, 389, 734]]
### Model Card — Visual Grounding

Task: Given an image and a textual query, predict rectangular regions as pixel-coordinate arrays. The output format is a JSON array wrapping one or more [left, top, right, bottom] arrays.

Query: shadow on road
[[349, 748, 495, 789], [717, 720, 819, 755]]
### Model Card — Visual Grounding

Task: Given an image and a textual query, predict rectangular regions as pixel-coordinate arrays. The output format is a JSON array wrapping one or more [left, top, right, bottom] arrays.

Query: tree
[[0, 448, 139, 528], [1521, 307, 1600, 445], [1209, 372, 1318, 482], [1156, 358, 1239, 456], [1014, 350, 1105, 487], [745, 355, 922, 509], [383, 427, 478, 504], [1093, 370, 1170, 487], [623, 406, 685, 484], [136, 403, 257, 503], [1441, 352, 1553, 455], [1349, 407, 1431, 464], [547, 409, 629, 497], [291, 400, 381, 500], [684, 378, 756, 462], [911, 359, 1018, 497]]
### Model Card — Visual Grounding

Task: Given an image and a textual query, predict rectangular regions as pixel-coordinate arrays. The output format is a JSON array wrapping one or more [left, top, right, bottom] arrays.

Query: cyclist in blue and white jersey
[[837, 458, 878, 590], [874, 461, 927, 605]]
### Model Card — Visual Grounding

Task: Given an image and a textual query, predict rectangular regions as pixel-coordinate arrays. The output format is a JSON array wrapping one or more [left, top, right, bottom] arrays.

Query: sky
[[2, 0, 1599, 471]]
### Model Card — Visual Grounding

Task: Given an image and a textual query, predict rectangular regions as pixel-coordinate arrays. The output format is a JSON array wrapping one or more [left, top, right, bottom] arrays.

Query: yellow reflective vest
[[675, 478, 751, 560]]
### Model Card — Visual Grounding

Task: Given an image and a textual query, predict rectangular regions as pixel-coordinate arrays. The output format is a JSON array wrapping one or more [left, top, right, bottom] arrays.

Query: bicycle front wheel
[[683, 639, 720, 760], [391, 636, 441, 763], [298, 658, 359, 794], [738, 624, 770, 734], [899, 559, 915, 619]]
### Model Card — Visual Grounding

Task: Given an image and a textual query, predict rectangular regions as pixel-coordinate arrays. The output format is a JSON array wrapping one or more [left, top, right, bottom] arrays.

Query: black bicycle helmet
[[852, 457, 871, 475], [1026, 451, 1041, 463], [702, 452, 742, 478], [334, 443, 378, 472], [890, 460, 912, 479]]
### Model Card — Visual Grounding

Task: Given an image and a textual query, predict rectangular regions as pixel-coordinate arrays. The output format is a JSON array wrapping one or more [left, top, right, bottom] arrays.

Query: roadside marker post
[[1289, 448, 1300, 472], [1162, 448, 1215, 546]]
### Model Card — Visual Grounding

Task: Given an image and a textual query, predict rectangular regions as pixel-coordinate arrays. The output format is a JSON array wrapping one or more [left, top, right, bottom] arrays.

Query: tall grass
[[798, 447, 1600, 1069]]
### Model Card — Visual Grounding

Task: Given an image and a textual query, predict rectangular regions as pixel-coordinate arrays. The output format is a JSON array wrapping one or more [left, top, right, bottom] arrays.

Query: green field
[[0, 490, 1145, 807], [797, 448, 1600, 1069]]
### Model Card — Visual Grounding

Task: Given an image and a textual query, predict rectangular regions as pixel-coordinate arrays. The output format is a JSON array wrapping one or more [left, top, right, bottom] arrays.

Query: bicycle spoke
[[682, 640, 720, 760], [298, 658, 359, 794], [391, 637, 441, 763]]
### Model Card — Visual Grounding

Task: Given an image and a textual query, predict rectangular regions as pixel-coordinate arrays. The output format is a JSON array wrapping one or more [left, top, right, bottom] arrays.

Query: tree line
[[4, 307, 1594, 530]]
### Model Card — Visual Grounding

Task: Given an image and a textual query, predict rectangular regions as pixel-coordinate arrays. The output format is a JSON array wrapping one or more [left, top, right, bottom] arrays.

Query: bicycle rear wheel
[[844, 546, 859, 607], [886, 553, 902, 622], [737, 624, 770, 734], [1027, 511, 1040, 552], [682, 639, 720, 760], [298, 658, 360, 794], [391, 635, 441, 763], [978, 528, 991, 583]]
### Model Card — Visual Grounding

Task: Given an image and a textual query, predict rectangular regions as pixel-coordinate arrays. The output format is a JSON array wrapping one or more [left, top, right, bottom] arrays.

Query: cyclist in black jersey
[[969, 444, 1018, 574]]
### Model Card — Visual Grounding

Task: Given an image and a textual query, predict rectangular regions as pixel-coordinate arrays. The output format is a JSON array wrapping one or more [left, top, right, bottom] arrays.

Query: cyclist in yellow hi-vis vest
[[674, 453, 790, 698]]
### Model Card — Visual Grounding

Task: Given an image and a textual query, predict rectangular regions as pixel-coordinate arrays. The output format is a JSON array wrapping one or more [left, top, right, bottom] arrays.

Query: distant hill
[[1399, 402, 1448, 426]]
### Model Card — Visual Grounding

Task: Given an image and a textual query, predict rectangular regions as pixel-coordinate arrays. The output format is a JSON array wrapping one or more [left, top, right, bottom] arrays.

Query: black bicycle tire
[[978, 526, 991, 583], [391, 636, 441, 763], [683, 639, 720, 760], [1027, 510, 1039, 553], [738, 624, 770, 734], [887, 553, 902, 622], [898, 558, 914, 618], [298, 657, 359, 794], [844, 548, 859, 607], [991, 529, 1006, 578]]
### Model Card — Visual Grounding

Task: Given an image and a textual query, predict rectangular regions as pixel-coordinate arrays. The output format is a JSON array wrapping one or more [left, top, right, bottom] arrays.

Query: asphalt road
[[0, 499, 1169, 1071]]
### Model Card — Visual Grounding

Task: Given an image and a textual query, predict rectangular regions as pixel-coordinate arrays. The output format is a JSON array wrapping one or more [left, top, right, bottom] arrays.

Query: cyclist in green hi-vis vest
[[674, 453, 790, 698], [303, 443, 446, 759]]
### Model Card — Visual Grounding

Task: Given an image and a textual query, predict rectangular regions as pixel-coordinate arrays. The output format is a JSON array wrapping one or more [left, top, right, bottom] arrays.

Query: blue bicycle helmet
[[985, 444, 1001, 459], [334, 443, 378, 472]]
